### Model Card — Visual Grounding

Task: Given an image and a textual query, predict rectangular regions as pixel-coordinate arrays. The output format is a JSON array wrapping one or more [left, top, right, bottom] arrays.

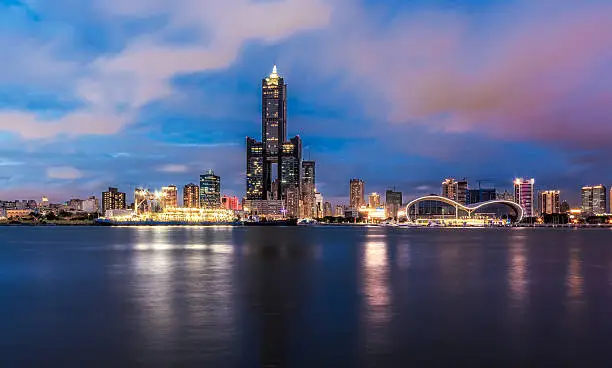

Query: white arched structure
[[405, 196, 524, 223]]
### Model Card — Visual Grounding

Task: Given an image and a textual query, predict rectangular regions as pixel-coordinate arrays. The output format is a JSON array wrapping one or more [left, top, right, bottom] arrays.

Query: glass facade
[[200, 170, 221, 208]]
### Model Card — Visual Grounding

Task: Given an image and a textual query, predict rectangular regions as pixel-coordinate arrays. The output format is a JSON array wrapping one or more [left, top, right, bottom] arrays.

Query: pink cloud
[[320, 1, 612, 149]]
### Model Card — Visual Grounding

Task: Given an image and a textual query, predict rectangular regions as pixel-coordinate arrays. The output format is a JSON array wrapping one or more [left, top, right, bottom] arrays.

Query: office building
[[335, 205, 345, 218], [200, 170, 221, 208], [245, 66, 303, 202], [315, 191, 323, 218], [513, 178, 535, 218], [183, 183, 200, 208], [350, 179, 365, 209], [323, 201, 333, 218], [538, 190, 560, 215], [301, 161, 316, 218], [467, 188, 497, 204], [160, 185, 178, 209], [102, 187, 126, 214], [221, 195, 241, 211], [284, 186, 301, 218], [560, 201, 570, 214], [243, 199, 285, 217], [385, 190, 402, 219], [581, 185, 607, 215], [369, 192, 381, 208], [497, 190, 514, 202], [81, 196, 99, 213], [442, 178, 468, 204]]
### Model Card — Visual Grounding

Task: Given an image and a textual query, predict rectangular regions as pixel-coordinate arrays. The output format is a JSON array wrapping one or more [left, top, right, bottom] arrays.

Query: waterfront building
[[467, 188, 496, 205], [368, 192, 381, 208], [315, 191, 324, 218], [243, 199, 285, 218], [301, 161, 316, 218], [442, 178, 468, 204], [6, 209, 32, 219], [221, 195, 241, 211], [200, 170, 221, 208], [513, 178, 535, 218], [81, 196, 99, 213], [323, 201, 333, 217], [406, 195, 524, 224], [350, 179, 365, 209], [538, 190, 561, 215], [102, 187, 126, 214], [183, 184, 200, 208], [385, 190, 403, 219], [335, 205, 345, 217], [285, 186, 300, 218], [160, 185, 178, 209], [245, 66, 303, 202], [581, 185, 607, 215]]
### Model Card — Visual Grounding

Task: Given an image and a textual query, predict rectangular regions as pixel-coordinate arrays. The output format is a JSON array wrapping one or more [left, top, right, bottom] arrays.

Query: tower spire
[[270, 64, 279, 78]]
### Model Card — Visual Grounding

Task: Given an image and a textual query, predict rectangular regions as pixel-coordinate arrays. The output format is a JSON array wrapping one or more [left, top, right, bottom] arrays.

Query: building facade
[[160, 185, 178, 209], [467, 188, 497, 205], [200, 170, 221, 208], [513, 178, 535, 218], [350, 179, 365, 209], [368, 193, 381, 208], [323, 201, 333, 218], [385, 190, 403, 219], [581, 185, 607, 215], [183, 183, 200, 208], [301, 160, 316, 218], [221, 195, 241, 211], [102, 187, 126, 214], [538, 190, 561, 215], [442, 178, 468, 205], [335, 205, 345, 218]]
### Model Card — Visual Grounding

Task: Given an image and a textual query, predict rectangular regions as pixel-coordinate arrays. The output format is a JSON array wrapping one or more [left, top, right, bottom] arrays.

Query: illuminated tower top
[[262, 65, 287, 155]]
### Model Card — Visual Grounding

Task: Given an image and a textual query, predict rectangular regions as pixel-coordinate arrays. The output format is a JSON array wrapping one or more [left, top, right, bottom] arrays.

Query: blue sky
[[1, 0, 612, 205]]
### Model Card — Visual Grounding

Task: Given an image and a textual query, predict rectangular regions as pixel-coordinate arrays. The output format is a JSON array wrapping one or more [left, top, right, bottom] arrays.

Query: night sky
[[1, 0, 611, 206]]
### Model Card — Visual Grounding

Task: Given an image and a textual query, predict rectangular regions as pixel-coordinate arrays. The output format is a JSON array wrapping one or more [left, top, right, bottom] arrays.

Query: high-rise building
[[368, 193, 381, 208], [284, 186, 301, 218], [301, 161, 316, 218], [335, 205, 345, 218], [350, 179, 365, 209], [245, 66, 303, 202], [442, 178, 468, 204], [183, 183, 200, 208], [102, 187, 126, 214], [200, 170, 221, 208], [160, 185, 178, 209], [538, 190, 560, 215], [514, 178, 535, 218], [385, 190, 402, 219], [560, 201, 570, 214], [221, 195, 241, 211], [323, 201, 333, 218], [581, 185, 607, 215], [467, 188, 497, 204], [315, 191, 324, 218]]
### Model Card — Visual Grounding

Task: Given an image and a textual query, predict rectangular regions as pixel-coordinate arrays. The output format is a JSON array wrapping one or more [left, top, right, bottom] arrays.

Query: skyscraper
[[467, 188, 497, 204], [581, 185, 607, 215], [183, 183, 200, 208], [301, 161, 316, 218], [246, 66, 303, 202], [350, 179, 365, 209], [102, 187, 126, 214], [442, 178, 468, 204], [538, 190, 560, 215], [385, 190, 402, 219], [323, 201, 333, 218], [514, 178, 535, 218], [200, 170, 221, 208], [160, 185, 178, 209]]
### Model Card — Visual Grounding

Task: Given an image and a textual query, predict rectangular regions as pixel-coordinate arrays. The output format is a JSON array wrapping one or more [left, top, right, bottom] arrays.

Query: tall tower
[[200, 170, 221, 208], [350, 179, 365, 209], [246, 65, 302, 202]]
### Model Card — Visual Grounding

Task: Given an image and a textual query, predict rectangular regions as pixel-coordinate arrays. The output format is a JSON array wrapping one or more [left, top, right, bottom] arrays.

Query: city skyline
[[1, 0, 612, 205]]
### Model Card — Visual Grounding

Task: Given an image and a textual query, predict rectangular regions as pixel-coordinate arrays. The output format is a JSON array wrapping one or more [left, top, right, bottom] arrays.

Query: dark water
[[2, 227, 612, 366]]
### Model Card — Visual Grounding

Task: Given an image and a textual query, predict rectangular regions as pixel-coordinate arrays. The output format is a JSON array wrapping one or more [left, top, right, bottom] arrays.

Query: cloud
[[0, 0, 333, 140], [318, 1, 612, 149], [157, 164, 189, 173], [46, 166, 84, 180]]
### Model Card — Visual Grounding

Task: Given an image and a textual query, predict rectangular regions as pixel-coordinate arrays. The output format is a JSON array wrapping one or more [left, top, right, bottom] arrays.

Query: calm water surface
[[2, 227, 612, 366]]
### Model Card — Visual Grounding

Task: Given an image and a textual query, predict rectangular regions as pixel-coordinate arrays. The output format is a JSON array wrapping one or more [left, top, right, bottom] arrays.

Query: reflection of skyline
[[566, 248, 584, 301], [508, 234, 528, 309], [361, 231, 392, 361]]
